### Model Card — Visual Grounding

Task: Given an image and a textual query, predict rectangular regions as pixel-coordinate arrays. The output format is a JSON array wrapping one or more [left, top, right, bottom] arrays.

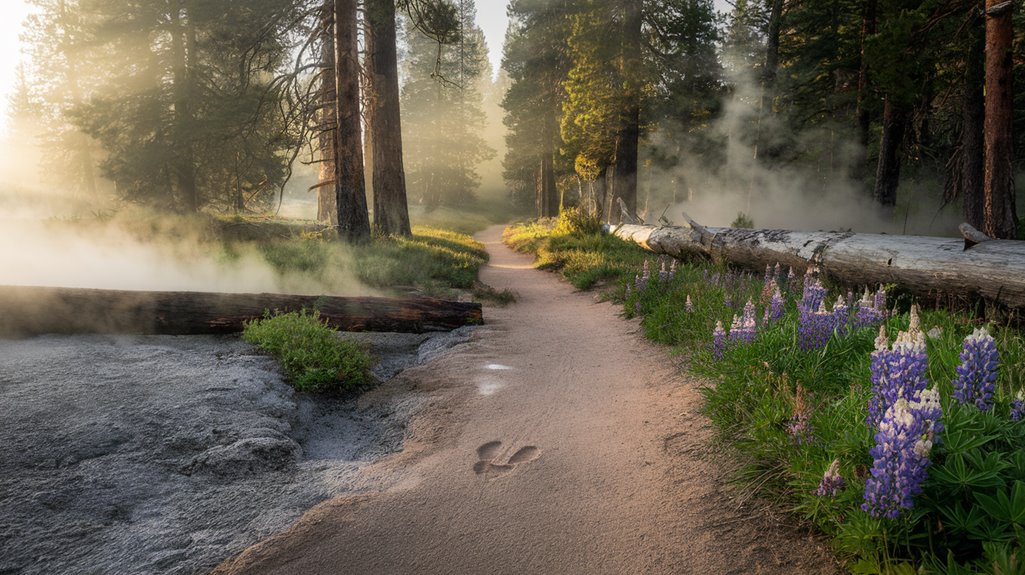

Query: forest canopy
[[7, 0, 1024, 238]]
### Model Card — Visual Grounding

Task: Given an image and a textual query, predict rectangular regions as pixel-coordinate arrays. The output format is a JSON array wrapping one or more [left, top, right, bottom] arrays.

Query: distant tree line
[[500, 0, 1023, 238], [14, 0, 492, 241]]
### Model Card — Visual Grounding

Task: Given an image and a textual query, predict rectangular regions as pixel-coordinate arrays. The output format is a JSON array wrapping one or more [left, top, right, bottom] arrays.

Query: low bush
[[242, 310, 373, 394]]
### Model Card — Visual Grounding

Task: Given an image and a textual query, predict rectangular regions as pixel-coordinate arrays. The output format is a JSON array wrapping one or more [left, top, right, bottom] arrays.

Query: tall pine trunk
[[366, 0, 411, 236], [962, 11, 986, 229], [610, 0, 641, 223], [983, 0, 1017, 238], [169, 2, 199, 213], [333, 0, 371, 241], [317, 1, 338, 224], [853, 0, 876, 181], [58, 0, 98, 202], [873, 97, 905, 208]]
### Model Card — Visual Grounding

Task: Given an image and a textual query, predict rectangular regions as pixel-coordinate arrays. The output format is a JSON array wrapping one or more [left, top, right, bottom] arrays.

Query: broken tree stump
[[0, 286, 483, 337]]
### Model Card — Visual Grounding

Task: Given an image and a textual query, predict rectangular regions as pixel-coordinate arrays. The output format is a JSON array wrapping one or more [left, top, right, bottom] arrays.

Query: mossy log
[[0, 286, 483, 337], [610, 221, 1025, 311]]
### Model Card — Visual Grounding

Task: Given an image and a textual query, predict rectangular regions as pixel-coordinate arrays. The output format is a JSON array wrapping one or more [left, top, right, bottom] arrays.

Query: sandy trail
[[215, 225, 839, 574]]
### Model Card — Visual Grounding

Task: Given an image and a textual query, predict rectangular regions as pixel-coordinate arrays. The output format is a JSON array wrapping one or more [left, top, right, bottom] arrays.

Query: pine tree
[[35, 0, 305, 213], [502, 0, 571, 217], [400, 0, 494, 210]]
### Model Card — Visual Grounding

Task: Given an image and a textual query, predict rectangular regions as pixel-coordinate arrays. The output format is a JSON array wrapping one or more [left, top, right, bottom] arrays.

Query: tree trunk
[[0, 286, 483, 337], [536, 113, 559, 218], [334, 0, 372, 242], [962, 11, 986, 229], [610, 222, 1025, 311], [873, 97, 905, 207], [366, 0, 411, 236], [853, 0, 877, 181], [983, 0, 1017, 238], [610, 0, 641, 223], [317, 1, 338, 224], [169, 2, 200, 213], [58, 0, 99, 202]]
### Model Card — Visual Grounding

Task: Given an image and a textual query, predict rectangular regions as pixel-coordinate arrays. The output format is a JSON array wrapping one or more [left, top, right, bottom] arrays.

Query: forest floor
[[213, 225, 842, 575]]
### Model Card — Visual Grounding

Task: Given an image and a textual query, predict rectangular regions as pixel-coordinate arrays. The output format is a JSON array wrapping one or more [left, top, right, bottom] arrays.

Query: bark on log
[[0, 286, 483, 337], [611, 222, 1025, 311]]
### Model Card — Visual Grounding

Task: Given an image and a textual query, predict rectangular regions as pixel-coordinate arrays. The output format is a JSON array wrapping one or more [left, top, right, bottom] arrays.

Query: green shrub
[[242, 310, 373, 394]]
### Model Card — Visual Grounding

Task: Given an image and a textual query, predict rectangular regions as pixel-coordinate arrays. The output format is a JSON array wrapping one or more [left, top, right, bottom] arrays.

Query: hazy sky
[[475, 0, 511, 76], [0, 1, 32, 134]]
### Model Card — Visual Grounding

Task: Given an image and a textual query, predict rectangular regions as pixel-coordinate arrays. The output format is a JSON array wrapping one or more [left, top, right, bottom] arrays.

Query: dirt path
[[214, 225, 840, 574]]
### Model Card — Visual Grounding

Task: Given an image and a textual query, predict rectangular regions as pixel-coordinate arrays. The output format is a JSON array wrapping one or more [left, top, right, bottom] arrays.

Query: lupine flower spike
[[816, 459, 846, 497], [712, 321, 726, 360], [952, 327, 999, 411], [1011, 390, 1024, 422], [787, 384, 814, 445], [798, 300, 834, 351], [728, 299, 757, 344], [854, 287, 884, 328], [685, 295, 694, 313], [862, 387, 943, 518], [873, 285, 887, 315], [832, 294, 849, 338]]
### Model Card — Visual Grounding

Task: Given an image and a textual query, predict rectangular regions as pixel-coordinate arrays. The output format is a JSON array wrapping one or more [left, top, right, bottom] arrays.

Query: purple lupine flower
[[832, 295, 849, 338], [952, 327, 1000, 411], [867, 321, 929, 430], [800, 277, 828, 313], [787, 384, 814, 445], [730, 299, 757, 344], [635, 260, 651, 293], [634, 301, 641, 316], [724, 293, 733, 309], [787, 267, 800, 294], [862, 387, 942, 519], [712, 320, 726, 360], [1011, 390, 1024, 422], [787, 414, 813, 445], [816, 459, 846, 497], [768, 287, 785, 323], [670, 259, 678, 277], [854, 288, 884, 329], [763, 264, 773, 287], [773, 262, 783, 287], [685, 295, 694, 313], [873, 285, 887, 315], [658, 261, 671, 283], [761, 278, 779, 305], [798, 301, 834, 351], [728, 313, 742, 342]]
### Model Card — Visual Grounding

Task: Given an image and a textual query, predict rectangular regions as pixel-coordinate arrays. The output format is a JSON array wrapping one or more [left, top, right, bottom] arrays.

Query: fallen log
[[0, 285, 483, 337], [610, 219, 1025, 311]]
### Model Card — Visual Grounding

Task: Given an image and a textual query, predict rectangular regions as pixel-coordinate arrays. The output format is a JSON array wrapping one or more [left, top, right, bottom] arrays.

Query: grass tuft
[[242, 310, 373, 394]]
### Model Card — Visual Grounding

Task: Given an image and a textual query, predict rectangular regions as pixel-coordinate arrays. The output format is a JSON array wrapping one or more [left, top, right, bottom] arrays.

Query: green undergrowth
[[242, 310, 373, 394], [504, 209, 650, 290], [509, 216, 1025, 574], [227, 223, 490, 298]]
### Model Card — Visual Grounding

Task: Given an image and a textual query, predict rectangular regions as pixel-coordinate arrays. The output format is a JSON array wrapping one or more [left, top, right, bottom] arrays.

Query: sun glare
[[0, 0, 32, 134]]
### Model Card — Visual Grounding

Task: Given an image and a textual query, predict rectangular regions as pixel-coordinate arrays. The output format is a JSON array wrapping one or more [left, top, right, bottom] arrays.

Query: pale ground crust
[[213, 224, 841, 575]]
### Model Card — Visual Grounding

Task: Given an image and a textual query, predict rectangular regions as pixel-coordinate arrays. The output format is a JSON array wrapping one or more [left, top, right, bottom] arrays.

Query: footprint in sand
[[472, 440, 541, 480]]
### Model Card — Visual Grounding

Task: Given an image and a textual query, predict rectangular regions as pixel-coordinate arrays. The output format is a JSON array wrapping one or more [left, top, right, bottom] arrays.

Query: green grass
[[242, 310, 373, 394], [504, 210, 651, 290], [511, 215, 1025, 574]]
